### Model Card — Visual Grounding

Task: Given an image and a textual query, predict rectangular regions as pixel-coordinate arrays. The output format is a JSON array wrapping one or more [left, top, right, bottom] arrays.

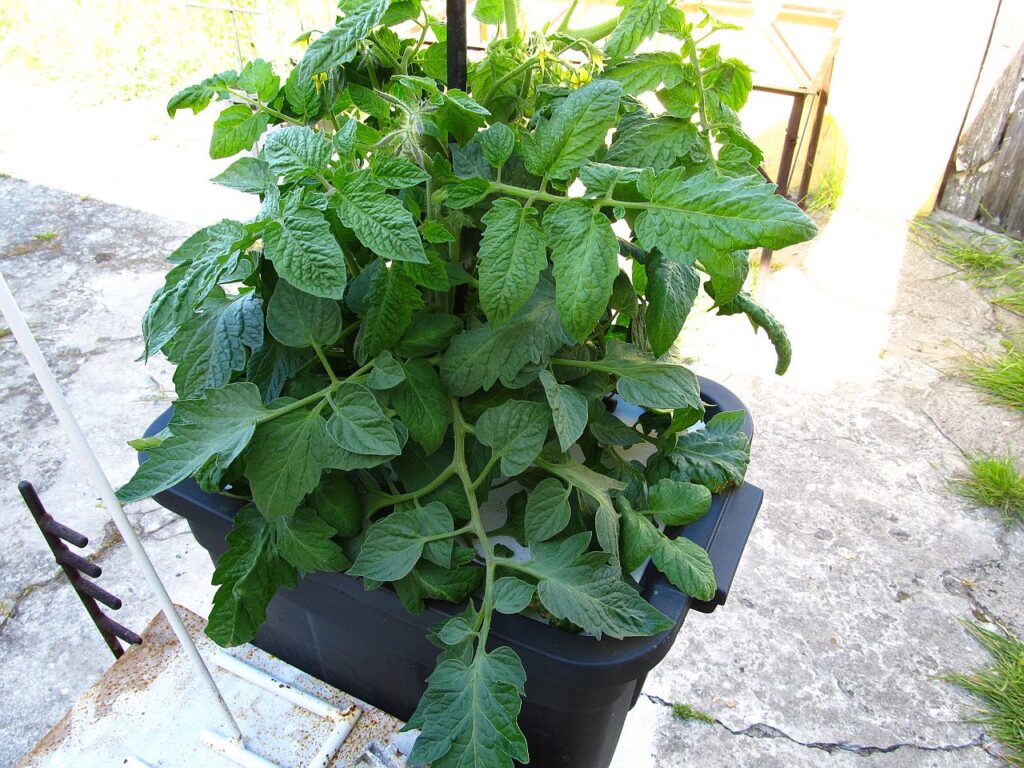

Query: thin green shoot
[[671, 703, 716, 724], [953, 454, 1024, 525], [963, 343, 1024, 411]]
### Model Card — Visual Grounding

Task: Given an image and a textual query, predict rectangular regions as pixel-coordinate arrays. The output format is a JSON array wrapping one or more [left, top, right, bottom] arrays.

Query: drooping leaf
[[522, 80, 623, 180], [245, 407, 330, 520], [527, 534, 673, 639], [266, 278, 343, 349], [166, 291, 264, 400], [621, 503, 658, 572], [397, 313, 462, 357], [650, 533, 717, 601], [584, 340, 703, 411], [475, 400, 551, 476], [118, 384, 266, 502], [348, 502, 454, 581], [263, 126, 332, 181], [393, 359, 451, 456], [699, 250, 749, 307], [212, 157, 275, 194], [539, 370, 587, 452], [646, 479, 711, 525], [492, 577, 536, 614], [713, 290, 793, 375], [394, 561, 485, 613], [298, 0, 389, 77], [477, 198, 548, 325], [333, 170, 428, 264], [210, 105, 270, 159], [635, 168, 817, 266], [645, 252, 699, 357], [523, 477, 572, 544], [668, 410, 750, 492], [246, 337, 309, 404], [543, 200, 619, 341], [167, 70, 238, 117], [406, 645, 528, 768], [207, 506, 295, 646], [276, 505, 349, 571], [263, 207, 347, 299], [306, 471, 362, 537]]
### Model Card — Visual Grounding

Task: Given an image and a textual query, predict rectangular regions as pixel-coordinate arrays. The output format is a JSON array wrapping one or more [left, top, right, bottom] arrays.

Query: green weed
[[963, 343, 1024, 411], [953, 454, 1024, 525], [33, 231, 57, 241], [945, 622, 1024, 767], [671, 703, 716, 724]]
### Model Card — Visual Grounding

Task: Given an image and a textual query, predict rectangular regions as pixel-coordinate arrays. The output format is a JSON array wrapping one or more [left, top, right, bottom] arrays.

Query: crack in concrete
[[643, 693, 987, 757]]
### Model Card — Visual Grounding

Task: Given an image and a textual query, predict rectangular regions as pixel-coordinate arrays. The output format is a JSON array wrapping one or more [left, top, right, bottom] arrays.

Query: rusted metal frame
[[18, 480, 140, 658], [759, 90, 808, 276], [796, 37, 839, 204]]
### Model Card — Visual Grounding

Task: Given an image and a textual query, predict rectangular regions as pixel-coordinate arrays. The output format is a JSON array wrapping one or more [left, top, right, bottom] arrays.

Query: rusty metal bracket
[[18, 480, 141, 658]]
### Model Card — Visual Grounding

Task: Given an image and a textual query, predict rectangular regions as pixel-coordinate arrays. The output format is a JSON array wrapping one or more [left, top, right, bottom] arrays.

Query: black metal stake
[[447, 0, 468, 90]]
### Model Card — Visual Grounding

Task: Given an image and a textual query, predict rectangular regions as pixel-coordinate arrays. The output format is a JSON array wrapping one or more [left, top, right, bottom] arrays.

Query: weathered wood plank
[[957, 42, 1024, 170], [980, 83, 1024, 238]]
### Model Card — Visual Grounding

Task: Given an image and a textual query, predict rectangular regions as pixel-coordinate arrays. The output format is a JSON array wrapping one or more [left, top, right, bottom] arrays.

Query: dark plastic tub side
[[143, 377, 763, 768]]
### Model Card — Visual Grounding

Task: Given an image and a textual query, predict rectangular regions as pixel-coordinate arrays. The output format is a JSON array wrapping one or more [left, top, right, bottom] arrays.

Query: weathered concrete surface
[[0, 175, 1021, 768]]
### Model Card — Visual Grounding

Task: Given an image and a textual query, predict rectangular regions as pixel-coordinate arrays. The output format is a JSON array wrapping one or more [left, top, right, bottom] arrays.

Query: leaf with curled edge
[[478, 198, 548, 325]]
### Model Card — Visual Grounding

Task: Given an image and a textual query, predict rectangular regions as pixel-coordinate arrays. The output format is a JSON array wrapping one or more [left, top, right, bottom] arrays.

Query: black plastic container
[[145, 377, 762, 768]]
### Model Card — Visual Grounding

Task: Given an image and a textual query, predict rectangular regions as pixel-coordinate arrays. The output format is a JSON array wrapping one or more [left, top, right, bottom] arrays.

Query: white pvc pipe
[[0, 270, 243, 742], [201, 731, 282, 768]]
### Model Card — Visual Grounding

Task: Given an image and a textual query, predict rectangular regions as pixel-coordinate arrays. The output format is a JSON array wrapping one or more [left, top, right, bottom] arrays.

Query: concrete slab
[[0, 170, 1021, 768]]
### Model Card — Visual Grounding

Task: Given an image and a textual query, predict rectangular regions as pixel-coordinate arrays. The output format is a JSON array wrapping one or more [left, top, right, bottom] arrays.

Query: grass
[[912, 217, 1024, 316], [33, 231, 57, 241], [953, 454, 1024, 525], [963, 342, 1024, 411], [804, 162, 846, 214], [671, 703, 716, 724], [945, 622, 1024, 767]]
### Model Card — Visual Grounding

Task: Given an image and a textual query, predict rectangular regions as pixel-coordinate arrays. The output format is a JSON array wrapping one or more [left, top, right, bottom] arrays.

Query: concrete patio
[[0, 160, 1021, 766]]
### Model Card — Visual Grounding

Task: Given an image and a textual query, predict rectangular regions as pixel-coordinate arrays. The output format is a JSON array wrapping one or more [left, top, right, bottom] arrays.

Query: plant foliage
[[120, 2, 815, 764]]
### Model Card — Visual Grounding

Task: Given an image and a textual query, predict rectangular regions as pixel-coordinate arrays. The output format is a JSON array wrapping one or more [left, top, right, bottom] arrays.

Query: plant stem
[[227, 89, 304, 127], [503, 0, 520, 38], [256, 361, 372, 423], [452, 399, 498, 648], [682, 28, 711, 134], [312, 342, 338, 383], [488, 180, 654, 211], [366, 464, 458, 512]]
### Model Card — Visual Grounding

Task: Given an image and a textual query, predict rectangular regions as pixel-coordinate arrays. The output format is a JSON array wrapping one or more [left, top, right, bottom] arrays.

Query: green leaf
[[699, 250, 749, 307], [348, 501, 453, 581], [298, 0, 388, 77], [166, 292, 264, 400], [604, 0, 667, 59], [394, 561, 484, 613], [370, 154, 432, 188], [276, 505, 349, 571], [589, 409, 644, 447], [714, 291, 792, 375], [524, 477, 572, 544], [473, 0, 505, 24], [669, 410, 750, 492], [444, 177, 491, 209], [651, 533, 716, 601], [212, 157, 275, 194], [263, 207, 347, 300], [477, 198, 548, 325], [167, 70, 237, 117], [543, 200, 619, 341], [441, 278, 574, 396], [708, 58, 753, 111], [476, 400, 551, 477], [117, 384, 266, 502], [284, 65, 321, 119], [578, 162, 643, 198], [266, 278, 343, 349], [606, 113, 698, 172], [237, 58, 280, 102], [403, 251, 451, 291], [475, 122, 515, 167], [522, 80, 623, 180], [207, 507, 295, 646], [326, 383, 401, 456], [586, 340, 703, 411], [539, 370, 587, 452], [246, 337, 308, 404], [307, 471, 362, 537], [263, 126, 332, 181], [635, 168, 817, 266], [406, 646, 528, 767], [245, 407, 330, 520], [421, 221, 456, 244], [367, 350, 406, 389], [333, 170, 428, 264], [528, 534, 673, 639], [493, 577, 535, 614], [646, 252, 699, 357], [142, 219, 252, 356], [646, 479, 711, 525], [621, 504, 658, 572], [210, 105, 270, 159], [604, 52, 685, 94], [393, 359, 451, 456], [353, 262, 423, 363], [397, 313, 462, 357]]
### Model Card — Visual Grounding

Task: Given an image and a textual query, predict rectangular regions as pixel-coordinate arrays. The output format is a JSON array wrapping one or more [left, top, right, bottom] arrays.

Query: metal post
[[759, 91, 807, 280], [447, 0, 467, 90], [0, 270, 244, 743]]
